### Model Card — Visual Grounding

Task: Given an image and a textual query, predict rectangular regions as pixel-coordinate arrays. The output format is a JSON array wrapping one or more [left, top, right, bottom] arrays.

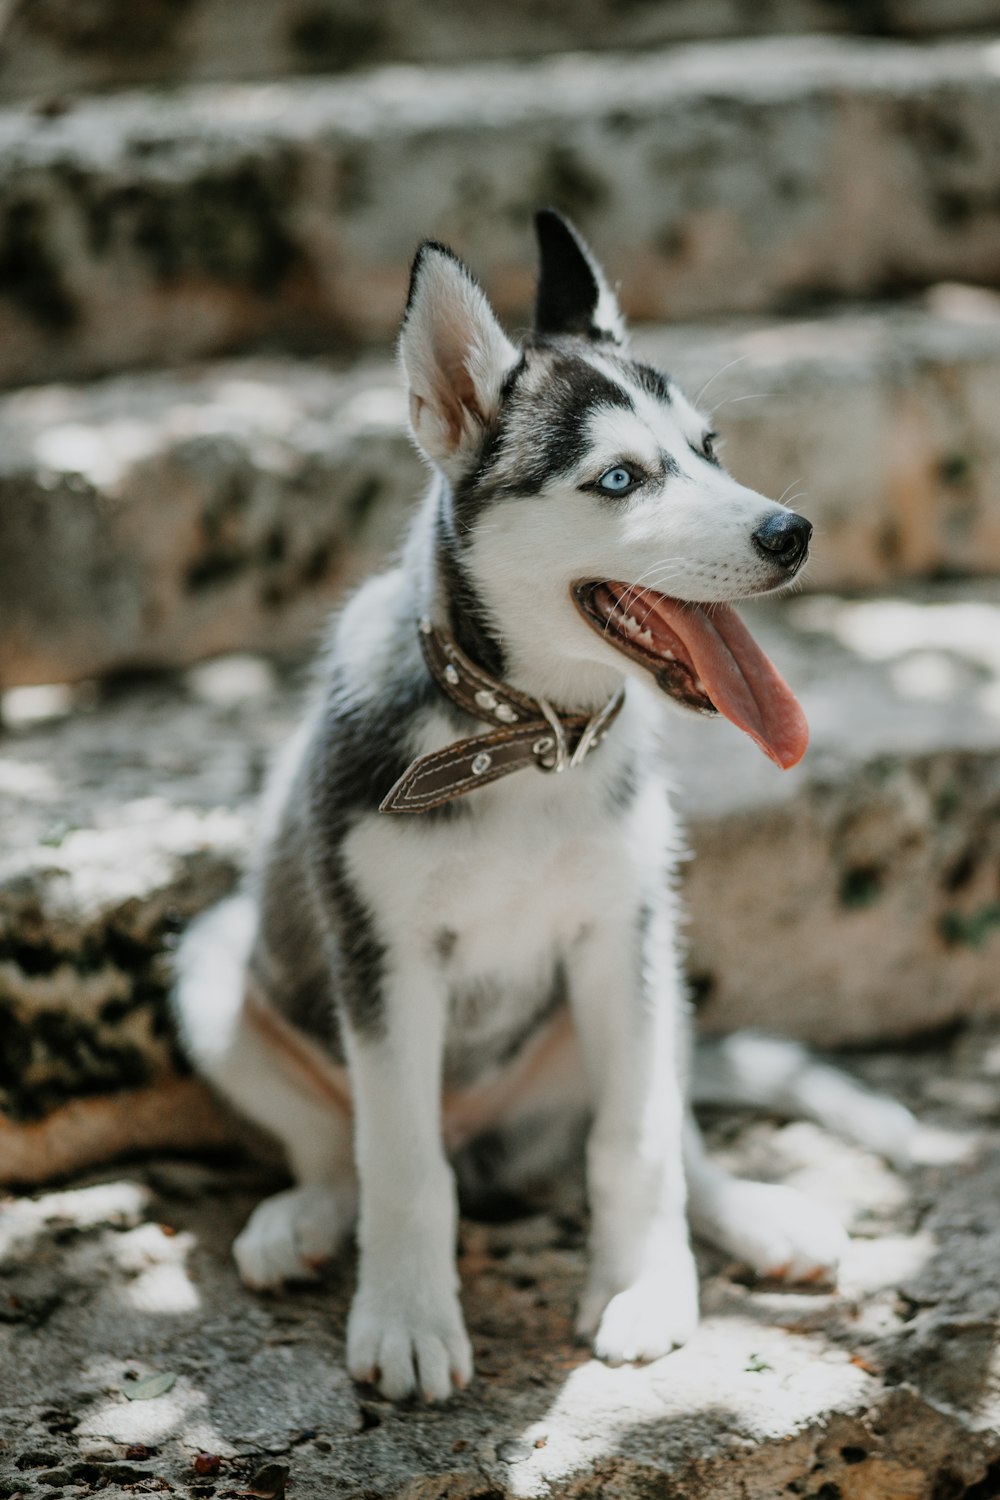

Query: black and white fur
[[173, 213, 914, 1403]]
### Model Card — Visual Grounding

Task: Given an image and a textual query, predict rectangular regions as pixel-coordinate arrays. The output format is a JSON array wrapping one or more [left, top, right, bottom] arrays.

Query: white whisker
[[708, 392, 769, 418], [693, 354, 748, 408]]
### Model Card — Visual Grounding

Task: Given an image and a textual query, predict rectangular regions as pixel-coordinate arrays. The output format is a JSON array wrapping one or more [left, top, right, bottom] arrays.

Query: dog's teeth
[[637, 628, 653, 646], [661, 648, 675, 660]]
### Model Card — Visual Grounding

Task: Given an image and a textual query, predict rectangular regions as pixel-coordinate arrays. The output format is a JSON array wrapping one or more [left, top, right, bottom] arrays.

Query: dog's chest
[[436, 813, 603, 1086], [431, 833, 581, 1085], [346, 749, 669, 1086]]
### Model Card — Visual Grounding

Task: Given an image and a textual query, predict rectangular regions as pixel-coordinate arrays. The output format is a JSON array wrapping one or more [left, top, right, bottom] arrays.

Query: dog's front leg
[[344, 964, 472, 1402], [568, 900, 699, 1364]]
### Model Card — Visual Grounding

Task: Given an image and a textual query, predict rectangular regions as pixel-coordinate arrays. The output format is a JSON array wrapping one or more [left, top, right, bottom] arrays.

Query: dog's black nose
[[752, 511, 812, 572]]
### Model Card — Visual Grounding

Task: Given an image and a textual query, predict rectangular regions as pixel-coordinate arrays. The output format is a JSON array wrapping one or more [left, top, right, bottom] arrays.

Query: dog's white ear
[[399, 241, 518, 465], [534, 209, 625, 345]]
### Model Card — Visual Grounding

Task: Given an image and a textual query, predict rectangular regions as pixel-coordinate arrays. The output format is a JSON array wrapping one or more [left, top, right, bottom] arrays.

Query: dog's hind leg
[[683, 1111, 848, 1282], [449, 1011, 591, 1216], [171, 895, 357, 1289], [692, 1032, 916, 1167]]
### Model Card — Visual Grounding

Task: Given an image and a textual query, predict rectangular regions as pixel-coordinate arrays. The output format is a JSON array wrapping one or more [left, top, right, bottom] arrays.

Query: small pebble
[[497, 1439, 533, 1464]]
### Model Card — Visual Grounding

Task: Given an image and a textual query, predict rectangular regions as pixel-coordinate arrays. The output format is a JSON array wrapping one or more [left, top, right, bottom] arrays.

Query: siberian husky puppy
[[173, 212, 914, 1402]]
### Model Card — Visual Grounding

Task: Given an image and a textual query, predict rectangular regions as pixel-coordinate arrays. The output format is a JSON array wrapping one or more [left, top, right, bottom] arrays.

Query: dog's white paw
[[347, 1287, 473, 1403], [697, 1179, 847, 1283], [577, 1246, 700, 1365], [233, 1184, 355, 1290], [589, 1270, 699, 1366]]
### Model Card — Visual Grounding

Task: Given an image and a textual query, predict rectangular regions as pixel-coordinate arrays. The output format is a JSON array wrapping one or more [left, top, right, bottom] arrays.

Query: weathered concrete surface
[[0, 657, 286, 1161], [2, 34, 1000, 383], [2, 1033, 1000, 1498], [6, 291, 1000, 686], [2, 583, 999, 1183], [682, 590, 1000, 1044], [0, 356, 412, 686], [4, 0, 1000, 100]]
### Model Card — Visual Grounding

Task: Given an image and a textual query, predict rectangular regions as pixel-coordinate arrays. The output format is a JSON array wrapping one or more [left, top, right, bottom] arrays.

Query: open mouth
[[572, 580, 809, 770]]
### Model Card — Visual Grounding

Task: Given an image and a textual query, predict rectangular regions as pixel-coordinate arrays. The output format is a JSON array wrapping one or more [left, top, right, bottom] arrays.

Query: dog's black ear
[[534, 210, 625, 344], [399, 240, 518, 466]]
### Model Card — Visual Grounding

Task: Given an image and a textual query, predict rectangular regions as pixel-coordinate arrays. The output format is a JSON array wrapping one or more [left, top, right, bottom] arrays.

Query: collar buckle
[[535, 698, 569, 773], [570, 685, 626, 769], [533, 686, 624, 773]]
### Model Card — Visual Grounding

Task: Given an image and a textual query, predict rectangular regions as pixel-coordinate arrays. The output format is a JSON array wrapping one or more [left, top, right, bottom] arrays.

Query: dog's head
[[399, 211, 810, 769]]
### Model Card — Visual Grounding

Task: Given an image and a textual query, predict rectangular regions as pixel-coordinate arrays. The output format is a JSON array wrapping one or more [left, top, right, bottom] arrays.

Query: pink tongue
[[637, 592, 809, 770]]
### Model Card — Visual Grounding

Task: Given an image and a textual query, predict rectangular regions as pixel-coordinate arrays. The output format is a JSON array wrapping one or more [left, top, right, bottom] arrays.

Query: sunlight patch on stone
[[211, 379, 299, 429], [331, 385, 407, 436], [125, 1260, 202, 1315], [17, 802, 247, 912], [890, 650, 967, 702], [110, 1224, 202, 1314], [75, 1361, 200, 1445], [2, 684, 75, 728], [789, 597, 1000, 679], [186, 653, 277, 708], [0, 1180, 151, 1259], [839, 1232, 935, 1296], [978, 678, 1000, 721], [34, 419, 162, 489], [908, 1121, 983, 1166], [507, 1358, 683, 1499], [508, 1317, 870, 1498], [0, 755, 58, 798]]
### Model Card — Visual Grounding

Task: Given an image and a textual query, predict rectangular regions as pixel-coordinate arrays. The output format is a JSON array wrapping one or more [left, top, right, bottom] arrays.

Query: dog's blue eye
[[598, 466, 634, 494]]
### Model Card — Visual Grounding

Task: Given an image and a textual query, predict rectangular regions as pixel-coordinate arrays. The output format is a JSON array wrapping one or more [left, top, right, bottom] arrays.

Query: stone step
[[4, 293, 1000, 688], [2, 580, 998, 1184], [2, 33, 1000, 384], [4, 0, 997, 100], [3, 1044, 1000, 1498]]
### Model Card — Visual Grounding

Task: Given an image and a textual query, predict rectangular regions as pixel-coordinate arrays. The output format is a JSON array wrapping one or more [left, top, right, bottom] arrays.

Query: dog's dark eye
[[597, 466, 637, 495], [701, 432, 718, 463]]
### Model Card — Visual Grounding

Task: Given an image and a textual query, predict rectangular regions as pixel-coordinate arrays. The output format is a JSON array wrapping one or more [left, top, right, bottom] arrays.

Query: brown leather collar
[[379, 618, 625, 814]]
